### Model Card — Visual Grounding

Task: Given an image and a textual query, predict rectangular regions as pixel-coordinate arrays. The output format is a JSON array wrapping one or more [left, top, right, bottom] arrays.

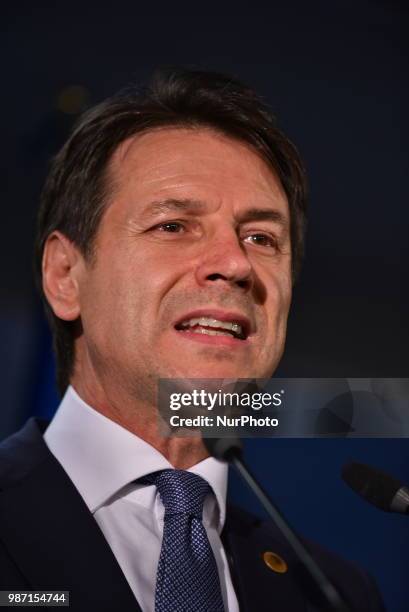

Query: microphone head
[[203, 436, 243, 462], [341, 461, 402, 512]]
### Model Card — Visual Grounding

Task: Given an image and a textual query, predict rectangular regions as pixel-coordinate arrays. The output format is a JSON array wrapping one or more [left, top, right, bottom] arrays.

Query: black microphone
[[342, 461, 409, 515], [204, 436, 351, 612]]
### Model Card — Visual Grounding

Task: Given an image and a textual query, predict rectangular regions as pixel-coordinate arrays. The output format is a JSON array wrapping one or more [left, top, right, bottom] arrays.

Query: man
[[0, 69, 384, 611]]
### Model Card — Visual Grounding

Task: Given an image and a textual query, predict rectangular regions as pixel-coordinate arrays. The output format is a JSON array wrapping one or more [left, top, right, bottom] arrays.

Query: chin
[[162, 353, 279, 381], [170, 366, 258, 381]]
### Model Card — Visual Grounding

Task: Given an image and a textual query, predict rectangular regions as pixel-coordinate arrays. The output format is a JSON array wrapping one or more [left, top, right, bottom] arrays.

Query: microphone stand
[[207, 437, 351, 612]]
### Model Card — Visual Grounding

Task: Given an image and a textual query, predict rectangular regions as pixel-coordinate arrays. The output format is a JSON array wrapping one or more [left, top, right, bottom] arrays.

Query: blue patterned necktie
[[140, 469, 225, 612]]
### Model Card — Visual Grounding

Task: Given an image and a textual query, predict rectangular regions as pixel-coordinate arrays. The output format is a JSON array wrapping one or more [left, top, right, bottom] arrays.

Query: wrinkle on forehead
[[113, 126, 213, 166], [109, 127, 288, 209]]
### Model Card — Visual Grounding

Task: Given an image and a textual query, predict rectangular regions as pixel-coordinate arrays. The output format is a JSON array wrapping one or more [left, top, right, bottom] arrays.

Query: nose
[[195, 227, 253, 291]]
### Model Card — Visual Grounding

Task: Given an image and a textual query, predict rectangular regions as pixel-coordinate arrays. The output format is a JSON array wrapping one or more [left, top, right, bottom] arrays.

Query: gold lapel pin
[[263, 551, 288, 574]]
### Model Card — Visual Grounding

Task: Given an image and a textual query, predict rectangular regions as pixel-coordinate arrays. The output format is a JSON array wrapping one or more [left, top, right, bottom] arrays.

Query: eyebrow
[[236, 207, 289, 228], [144, 198, 206, 215], [144, 198, 288, 228]]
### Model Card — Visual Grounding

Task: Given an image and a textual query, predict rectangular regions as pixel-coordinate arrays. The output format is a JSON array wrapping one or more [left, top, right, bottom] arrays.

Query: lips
[[174, 309, 252, 340]]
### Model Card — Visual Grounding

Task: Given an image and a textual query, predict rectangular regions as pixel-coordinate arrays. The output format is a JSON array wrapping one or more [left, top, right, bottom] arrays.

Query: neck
[[70, 376, 210, 470]]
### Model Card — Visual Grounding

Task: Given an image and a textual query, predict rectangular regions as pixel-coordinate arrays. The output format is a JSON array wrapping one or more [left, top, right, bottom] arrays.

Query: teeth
[[192, 328, 233, 337], [180, 317, 243, 335]]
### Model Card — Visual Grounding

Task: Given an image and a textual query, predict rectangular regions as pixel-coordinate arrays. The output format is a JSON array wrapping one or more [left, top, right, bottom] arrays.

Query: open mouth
[[174, 315, 249, 341]]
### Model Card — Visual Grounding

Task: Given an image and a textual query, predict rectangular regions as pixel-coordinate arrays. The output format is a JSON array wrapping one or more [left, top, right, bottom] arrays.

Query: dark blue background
[[1, 2, 408, 610]]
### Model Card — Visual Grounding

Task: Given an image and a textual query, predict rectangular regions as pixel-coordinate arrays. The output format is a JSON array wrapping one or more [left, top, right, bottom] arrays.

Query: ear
[[42, 231, 84, 321]]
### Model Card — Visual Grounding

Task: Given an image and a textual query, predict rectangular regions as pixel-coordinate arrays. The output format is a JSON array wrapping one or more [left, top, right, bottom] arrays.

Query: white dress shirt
[[44, 386, 240, 612]]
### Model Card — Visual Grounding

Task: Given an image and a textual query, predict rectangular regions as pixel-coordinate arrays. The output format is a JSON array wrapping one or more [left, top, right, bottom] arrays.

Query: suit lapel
[[0, 419, 141, 612], [223, 504, 312, 612], [1, 419, 327, 612]]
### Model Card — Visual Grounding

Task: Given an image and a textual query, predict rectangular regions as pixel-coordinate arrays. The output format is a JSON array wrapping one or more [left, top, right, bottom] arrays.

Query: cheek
[[264, 271, 292, 325], [78, 261, 134, 343], [105, 256, 185, 336]]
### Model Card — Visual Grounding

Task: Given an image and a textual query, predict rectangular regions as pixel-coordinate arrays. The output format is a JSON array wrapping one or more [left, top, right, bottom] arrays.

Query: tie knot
[[141, 469, 210, 518]]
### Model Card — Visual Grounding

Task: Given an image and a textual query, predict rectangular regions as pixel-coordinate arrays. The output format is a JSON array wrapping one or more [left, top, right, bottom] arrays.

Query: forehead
[[108, 127, 288, 213]]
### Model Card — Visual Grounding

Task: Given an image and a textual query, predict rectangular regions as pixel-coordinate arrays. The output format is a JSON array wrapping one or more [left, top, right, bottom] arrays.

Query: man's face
[[74, 128, 292, 402]]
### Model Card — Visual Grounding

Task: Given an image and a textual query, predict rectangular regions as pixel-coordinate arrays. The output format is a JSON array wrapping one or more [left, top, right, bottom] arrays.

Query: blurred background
[[1, 1, 408, 609]]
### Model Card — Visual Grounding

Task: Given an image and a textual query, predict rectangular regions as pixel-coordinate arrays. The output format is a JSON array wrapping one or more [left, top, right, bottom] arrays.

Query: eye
[[243, 233, 278, 249], [154, 222, 185, 233]]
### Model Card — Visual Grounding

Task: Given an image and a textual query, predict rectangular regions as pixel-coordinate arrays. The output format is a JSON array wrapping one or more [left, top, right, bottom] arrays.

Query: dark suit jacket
[[0, 419, 385, 611]]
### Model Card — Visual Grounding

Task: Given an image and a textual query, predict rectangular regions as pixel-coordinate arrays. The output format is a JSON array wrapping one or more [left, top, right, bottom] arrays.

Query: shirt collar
[[43, 385, 228, 531]]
